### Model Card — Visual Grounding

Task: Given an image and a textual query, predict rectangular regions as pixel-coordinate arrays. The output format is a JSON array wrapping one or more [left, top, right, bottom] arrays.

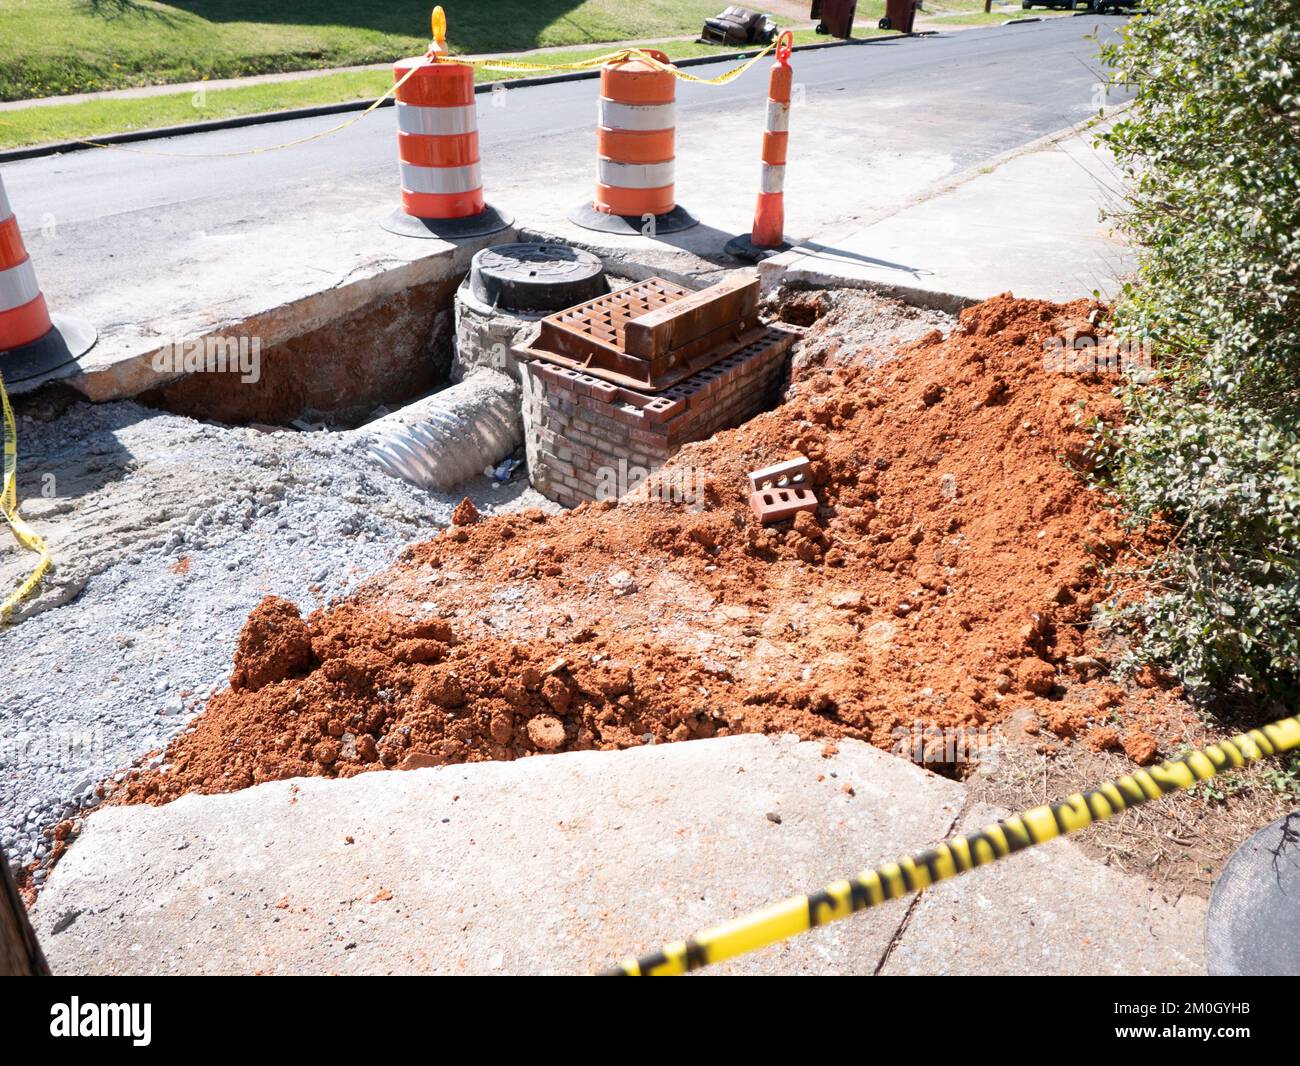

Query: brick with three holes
[[749, 485, 818, 525]]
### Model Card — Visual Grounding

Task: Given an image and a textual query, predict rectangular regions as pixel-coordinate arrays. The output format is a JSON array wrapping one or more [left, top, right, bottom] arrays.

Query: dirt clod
[[451, 497, 481, 526], [526, 715, 566, 752], [1122, 731, 1159, 766], [230, 596, 313, 692]]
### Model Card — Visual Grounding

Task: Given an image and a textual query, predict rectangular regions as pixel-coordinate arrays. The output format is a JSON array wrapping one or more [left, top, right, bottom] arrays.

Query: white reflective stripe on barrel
[[0, 258, 40, 313], [0, 180, 10, 224], [765, 100, 790, 133], [597, 159, 675, 189], [396, 103, 478, 136], [597, 99, 676, 131], [399, 162, 483, 195], [759, 164, 786, 195]]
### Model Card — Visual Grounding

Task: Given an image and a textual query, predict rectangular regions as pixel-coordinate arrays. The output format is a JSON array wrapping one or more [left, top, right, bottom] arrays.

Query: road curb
[[0, 35, 902, 164]]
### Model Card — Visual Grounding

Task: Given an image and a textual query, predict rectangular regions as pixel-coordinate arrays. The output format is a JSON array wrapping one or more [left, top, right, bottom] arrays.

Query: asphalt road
[[0, 17, 1135, 322], [5, 18, 1129, 228]]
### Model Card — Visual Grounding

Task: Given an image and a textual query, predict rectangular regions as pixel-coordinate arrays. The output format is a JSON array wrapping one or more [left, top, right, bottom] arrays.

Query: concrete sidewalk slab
[[14, 187, 513, 398], [881, 803, 1207, 975], [33, 733, 1205, 976], [760, 119, 1133, 309], [33, 734, 959, 975]]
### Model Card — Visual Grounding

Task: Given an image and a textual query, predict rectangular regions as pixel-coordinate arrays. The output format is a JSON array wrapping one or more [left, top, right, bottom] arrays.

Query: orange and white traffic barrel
[[568, 49, 696, 235], [726, 32, 794, 261], [0, 173, 95, 390], [381, 8, 511, 239]]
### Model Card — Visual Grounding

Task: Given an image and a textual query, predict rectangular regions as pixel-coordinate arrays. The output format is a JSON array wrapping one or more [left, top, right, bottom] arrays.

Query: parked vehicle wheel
[[879, 16, 892, 28]]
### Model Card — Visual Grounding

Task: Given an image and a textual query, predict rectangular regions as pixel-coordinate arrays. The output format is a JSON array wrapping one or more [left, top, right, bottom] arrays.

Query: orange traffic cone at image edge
[[0, 172, 96, 391]]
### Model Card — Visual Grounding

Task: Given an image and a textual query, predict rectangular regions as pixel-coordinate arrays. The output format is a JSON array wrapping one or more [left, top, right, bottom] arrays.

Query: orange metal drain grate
[[549, 278, 692, 354], [516, 276, 766, 393]]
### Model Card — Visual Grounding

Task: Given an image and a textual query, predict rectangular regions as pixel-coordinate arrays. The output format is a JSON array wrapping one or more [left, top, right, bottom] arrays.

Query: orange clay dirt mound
[[120, 294, 1139, 805]]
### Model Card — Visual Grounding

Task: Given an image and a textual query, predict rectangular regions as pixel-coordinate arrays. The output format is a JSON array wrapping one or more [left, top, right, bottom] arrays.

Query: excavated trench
[[103, 290, 1185, 817], [15, 247, 1029, 893], [139, 274, 462, 430]]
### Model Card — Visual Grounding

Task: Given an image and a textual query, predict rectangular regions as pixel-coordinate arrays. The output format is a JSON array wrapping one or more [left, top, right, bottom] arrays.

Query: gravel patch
[[0, 397, 551, 879]]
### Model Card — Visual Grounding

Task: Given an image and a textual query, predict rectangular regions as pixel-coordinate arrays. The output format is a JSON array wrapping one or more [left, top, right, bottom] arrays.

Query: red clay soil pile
[[121, 294, 1152, 805]]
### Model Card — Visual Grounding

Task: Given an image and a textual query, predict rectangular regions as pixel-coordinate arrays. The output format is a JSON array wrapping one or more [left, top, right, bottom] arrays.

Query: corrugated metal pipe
[[358, 368, 522, 491]]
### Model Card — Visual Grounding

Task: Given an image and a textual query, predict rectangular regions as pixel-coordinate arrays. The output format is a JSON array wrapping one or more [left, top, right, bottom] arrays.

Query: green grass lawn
[[0, 29, 885, 151], [0, 0, 732, 101]]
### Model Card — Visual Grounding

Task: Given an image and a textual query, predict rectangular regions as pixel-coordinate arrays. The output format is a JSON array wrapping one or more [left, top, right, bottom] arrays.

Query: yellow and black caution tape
[[605, 712, 1300, 975], [0, 371, 52, 623]]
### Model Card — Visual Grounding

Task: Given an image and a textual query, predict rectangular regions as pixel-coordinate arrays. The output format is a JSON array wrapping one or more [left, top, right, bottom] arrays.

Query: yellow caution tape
[[604, 712, 1300, 975], [8, 58, 431, 161], [435, 40, 779, 85], [0, 370, 52, 624], [0, 38, 779, 161]]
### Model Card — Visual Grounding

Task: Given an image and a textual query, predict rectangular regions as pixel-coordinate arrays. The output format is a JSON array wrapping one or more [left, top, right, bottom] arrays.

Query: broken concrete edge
[[0, 36, 896, 165], [32, 233, 510, 403], [33, 733, 964, 976], [756, 101, 1135, 305], [30, 733, 1206, 975]]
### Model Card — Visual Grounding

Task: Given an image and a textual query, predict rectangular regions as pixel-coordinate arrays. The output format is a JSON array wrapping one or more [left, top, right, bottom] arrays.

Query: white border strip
[[400, 161, 482, 195], [0, 259, 40, 313], [598, 159, 675, 189], [765, 100, 790, 134], [598, 99, 675, 131], [760, 164, 786, 195], [396, 103, 478, 136]]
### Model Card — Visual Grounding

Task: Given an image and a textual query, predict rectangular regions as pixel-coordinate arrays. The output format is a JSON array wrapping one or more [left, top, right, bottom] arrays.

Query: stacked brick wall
[[520, 325, 798, 506]]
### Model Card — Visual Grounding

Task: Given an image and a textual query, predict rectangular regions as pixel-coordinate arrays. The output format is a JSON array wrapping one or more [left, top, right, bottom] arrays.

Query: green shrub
[[1095, 0, 1300, 694]]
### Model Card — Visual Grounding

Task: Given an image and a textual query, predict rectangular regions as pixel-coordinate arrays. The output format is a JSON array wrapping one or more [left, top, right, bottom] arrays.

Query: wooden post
[[0, 847, 48, 976]]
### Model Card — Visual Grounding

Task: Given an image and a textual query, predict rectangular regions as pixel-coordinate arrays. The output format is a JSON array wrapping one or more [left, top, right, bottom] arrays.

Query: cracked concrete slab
[[31, 734, 1206, 976], [14, 190, 513, 398], [879, 802, 1207, 975], [33, 734, 963, 975]]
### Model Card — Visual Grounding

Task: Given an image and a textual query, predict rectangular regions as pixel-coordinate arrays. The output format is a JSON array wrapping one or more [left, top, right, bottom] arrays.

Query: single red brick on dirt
[[117, 294, 1166, 806]]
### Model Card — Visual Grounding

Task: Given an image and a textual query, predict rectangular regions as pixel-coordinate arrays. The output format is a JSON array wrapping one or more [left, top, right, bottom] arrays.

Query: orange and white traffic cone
[[726, 32, 794, 261], [0, 172, 95, 390], [568, 49, 697, 235], [381, 7, 512, 239]]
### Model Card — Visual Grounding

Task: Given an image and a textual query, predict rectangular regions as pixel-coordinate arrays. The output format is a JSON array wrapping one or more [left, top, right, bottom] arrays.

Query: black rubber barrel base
[[724, 232, 792, 262], [1205, 812, 1300, 975], [0, 315, 97, 392], [566, 202, 698, 236], [381, 204, 514, 240]]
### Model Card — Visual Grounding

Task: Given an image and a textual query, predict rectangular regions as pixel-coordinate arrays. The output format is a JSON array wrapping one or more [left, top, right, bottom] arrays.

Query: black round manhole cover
[[1205, 811, 1300, 975], [468, 243, 607, 313]]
